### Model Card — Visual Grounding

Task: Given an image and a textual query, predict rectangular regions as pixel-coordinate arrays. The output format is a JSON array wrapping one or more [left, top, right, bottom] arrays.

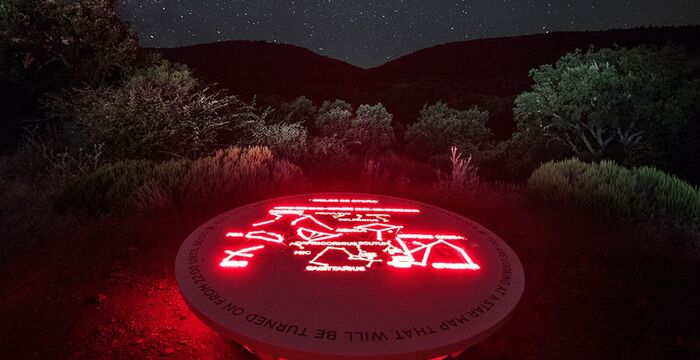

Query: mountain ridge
[[157, 26, 700, 130]]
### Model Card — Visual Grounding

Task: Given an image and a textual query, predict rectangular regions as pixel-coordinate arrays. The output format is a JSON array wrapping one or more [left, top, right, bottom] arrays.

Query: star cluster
[[118, 0, 699, 68]]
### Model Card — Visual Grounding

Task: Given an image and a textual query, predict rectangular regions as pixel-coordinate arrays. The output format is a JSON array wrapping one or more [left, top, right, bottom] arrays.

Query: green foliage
[[405, 102, 496, 164], [44, 61, 265, 161], [318, 99, 353, 114], [314, 99, 353, 137], [253, 122, 308, 162], [514, 45, 700, 166], [55, 147, 303, 215], [504, 119, 570, 180], [270, 96, 317, 126], [0, 0, 138, 91], [346, 104, 395, 157], [528, 159, 700, 245], [313, 101, 395, 158]]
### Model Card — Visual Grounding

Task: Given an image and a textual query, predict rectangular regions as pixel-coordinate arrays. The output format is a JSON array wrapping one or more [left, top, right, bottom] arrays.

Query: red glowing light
[[307, 246, 381, 271], [353, 223, 403, 241], [219, 198, 480, 272], [252, 219, 275, 227], [272, 205, 420, 213], [296, 227, 344, 241], [244, 231, 284, 243], [290, 214, 334, 230], [310, 198, 379, 204], [219, 245, 265, 267]]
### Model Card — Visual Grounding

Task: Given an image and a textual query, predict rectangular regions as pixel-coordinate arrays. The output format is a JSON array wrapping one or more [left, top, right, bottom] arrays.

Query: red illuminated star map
[[220, 197, 480, 272]]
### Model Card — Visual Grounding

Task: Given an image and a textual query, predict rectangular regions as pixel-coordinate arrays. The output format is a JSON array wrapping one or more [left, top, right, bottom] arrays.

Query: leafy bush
[[45, 61, 265, 161], [313, 101, 395, 158], [269, 96, 317, 126], [253, 122, 308, 162], [503, 119, 569, 181], [345, 104, 395, 157], [55, 147, 303, 215], [0, 0, 138, 91], [528, 159, 700, 245], [514, 45, 700, 166], [405, 102, 497, 165], [314, 99, 353, 137]]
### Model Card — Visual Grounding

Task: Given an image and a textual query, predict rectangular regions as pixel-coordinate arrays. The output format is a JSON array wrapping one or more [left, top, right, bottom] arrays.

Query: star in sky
[[118, 0, 699, 67]]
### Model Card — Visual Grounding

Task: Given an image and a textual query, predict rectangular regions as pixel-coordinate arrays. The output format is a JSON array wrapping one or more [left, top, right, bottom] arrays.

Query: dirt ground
[[0, 188, 698, 359]]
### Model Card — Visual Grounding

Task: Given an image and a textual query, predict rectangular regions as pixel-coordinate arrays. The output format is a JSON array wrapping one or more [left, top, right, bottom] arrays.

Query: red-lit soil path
[[0, 189, 697, 359]]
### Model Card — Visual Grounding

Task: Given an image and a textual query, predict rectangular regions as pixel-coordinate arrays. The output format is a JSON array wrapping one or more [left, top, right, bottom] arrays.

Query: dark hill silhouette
[[158, 26, 700, 136], [366, 26, 700, 82], [158, 40, 363, 104]]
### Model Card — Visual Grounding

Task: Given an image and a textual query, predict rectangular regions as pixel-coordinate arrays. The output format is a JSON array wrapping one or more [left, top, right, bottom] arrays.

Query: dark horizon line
[[149, 24, 700, 69]]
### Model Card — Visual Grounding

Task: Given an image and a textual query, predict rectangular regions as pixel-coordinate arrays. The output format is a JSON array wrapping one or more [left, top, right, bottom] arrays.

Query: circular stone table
[[175, 193, 524, 360]]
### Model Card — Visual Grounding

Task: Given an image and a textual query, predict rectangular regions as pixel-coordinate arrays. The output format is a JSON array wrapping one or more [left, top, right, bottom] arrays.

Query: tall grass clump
[[55, 147, 303, 215], [528, 158, 700, 247], [437, 146, 479, 192]]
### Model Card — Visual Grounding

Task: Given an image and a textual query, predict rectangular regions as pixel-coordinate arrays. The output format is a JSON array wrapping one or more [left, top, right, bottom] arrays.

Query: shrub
[[528, 159, 700, 246], [0, 0, 139, 91], [18, 127, 106, 181], [314, 100, 353, 137], [253, 122, 308, 163], [45, 61, 265, 161], [503, 116, 570, 181], [405, 102, 496, 165], [345, 103, 395, 157], [55, 146, 303, 215], [269, 96, 317, 126], [314, 101, 395, 158]]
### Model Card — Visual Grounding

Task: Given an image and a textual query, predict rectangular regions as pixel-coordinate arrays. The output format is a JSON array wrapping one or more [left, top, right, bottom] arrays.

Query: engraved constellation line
[[219, 198, 480, 272]]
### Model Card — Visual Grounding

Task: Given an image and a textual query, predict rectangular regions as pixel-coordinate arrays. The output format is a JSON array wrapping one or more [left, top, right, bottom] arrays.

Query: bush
[[0, 0, 138, 91], [528, 159, 700, 245], [44, 61, 265, 161], [253, 123, 308, 163], [345, 104, 395, 157], [314, 100, 353, 137], [55, 147, 303, 215], [269, 96, 317, 126], [314, 101, 395, 158], [514, 45, 700, 166], [503, 114, 571, 181], [405, 102, 496, 165]]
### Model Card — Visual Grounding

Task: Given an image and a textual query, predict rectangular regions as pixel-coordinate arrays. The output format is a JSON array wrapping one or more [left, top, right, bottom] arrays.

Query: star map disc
[[175, 193, 525, 359]]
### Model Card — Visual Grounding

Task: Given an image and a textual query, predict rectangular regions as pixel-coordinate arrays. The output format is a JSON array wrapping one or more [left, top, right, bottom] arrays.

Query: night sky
[[118, 1, 700, 68]]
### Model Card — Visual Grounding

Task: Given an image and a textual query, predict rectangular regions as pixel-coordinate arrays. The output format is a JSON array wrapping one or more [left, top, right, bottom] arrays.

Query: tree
[[513, 45, 700, 165], [0, 0, 139, 92], [404, 102, 495, 164], [45, 61, 265, 161]]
